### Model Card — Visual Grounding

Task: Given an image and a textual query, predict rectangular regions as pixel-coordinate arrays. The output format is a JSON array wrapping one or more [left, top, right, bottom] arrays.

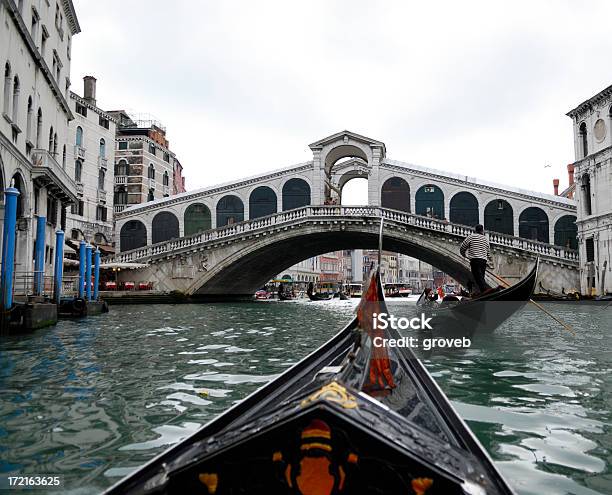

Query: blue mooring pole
[[53, 230, 64, 304], [1, 187, 20, 312], [93, 248, 100, 301], [78, 240, 86, 299], [34, 215, 46, 296], [85, 244, 93, 301]]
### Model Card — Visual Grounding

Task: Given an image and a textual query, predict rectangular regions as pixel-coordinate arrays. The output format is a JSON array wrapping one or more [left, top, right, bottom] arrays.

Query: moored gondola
[[105, 266, 515, 494]]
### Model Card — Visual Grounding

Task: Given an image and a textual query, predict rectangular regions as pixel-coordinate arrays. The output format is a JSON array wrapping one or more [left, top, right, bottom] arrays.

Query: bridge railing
[[110, 206, 578, 264]]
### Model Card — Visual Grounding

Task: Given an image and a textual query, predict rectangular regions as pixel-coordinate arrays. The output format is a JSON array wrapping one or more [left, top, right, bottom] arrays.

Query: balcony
[[148, 178, 156, 189], [31, 149, 78, 204], [115, 175, 128, 185], [114, 205, 126, 214], [75, 182, 84, 194], [74, 145, 86, 160], [97, 190, 107, 202], [163, 184, 170, 196], [98, 156, 108, 169]]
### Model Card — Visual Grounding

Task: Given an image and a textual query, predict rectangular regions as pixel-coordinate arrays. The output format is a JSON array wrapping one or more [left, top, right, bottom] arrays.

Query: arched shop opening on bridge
[[381, 177, 410, 213], [415, 184, 444, 219], [449, 192, 479, 227], [249, 186, 277, 219], [484, 199, 513, 236], [519, 207, 549, 243], [184, 203, 212, 236], [282, 178, 310, 211], [120, 220, 147, 251], [152, 211, 179, 244], [217, 195, 244, 226], [554, 215, 578, 249]]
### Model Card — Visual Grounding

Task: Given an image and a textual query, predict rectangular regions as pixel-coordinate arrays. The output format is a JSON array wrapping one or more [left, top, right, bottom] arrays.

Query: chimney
[[83, 76, 97, 105], [553, 178, 559, 195], [567, 163, 575, 186]]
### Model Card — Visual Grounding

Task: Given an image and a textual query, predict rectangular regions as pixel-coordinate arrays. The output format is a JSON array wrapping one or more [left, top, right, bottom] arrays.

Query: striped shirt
[[460, 233, 490, 260]]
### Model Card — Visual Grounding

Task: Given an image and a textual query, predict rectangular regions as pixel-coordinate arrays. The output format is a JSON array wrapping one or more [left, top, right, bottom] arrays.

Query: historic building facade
[[66, 76, 116, 250], [567, 84, 612, 295], [0, 0, 80, 278], [110, 111, 178, 215]]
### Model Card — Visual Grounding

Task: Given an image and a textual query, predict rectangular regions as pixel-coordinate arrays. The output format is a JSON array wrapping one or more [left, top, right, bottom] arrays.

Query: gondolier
[[460, 224, 490, 293]]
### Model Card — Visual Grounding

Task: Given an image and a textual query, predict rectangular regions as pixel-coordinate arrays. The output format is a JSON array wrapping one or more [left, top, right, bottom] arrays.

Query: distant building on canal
[[567, 84, 612, 295], [66, 76, 117, 252]]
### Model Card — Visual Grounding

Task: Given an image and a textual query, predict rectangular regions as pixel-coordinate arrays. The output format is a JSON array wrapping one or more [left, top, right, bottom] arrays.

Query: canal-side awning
[[98, 262, 149, 270]]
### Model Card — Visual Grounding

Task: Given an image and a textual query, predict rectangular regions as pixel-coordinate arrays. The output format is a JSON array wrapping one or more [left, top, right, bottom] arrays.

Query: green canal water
[[0, 300, 610, 494]]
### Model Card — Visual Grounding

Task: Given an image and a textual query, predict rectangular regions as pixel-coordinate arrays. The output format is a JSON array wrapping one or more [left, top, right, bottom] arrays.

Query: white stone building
[[66, 76, 116, 250], [567, 85, 612, 295], [0, 0, 80, 279]]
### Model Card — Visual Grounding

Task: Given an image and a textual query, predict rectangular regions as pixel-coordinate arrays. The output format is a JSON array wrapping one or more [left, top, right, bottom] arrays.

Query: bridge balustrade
[[111, 206, 578, 264]]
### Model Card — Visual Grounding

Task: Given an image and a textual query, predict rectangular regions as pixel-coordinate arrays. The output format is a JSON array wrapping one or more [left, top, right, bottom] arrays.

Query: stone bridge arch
[[187, 222, 479, 297]]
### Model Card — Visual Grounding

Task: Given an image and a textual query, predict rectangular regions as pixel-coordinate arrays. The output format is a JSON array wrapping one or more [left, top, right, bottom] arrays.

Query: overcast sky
[[71, 0, 612, 200]]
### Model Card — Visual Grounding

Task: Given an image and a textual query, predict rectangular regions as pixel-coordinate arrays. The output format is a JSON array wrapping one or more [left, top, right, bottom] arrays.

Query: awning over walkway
[[98, 262, 149, 270]]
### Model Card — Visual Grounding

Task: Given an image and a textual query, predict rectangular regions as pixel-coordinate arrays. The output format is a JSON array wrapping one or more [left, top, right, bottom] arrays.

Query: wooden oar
[[487, 270, 576, 336]]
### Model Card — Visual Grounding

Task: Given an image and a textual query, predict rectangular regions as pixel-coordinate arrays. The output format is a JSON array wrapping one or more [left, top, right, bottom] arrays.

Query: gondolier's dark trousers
[[470, 258, 488, 293]]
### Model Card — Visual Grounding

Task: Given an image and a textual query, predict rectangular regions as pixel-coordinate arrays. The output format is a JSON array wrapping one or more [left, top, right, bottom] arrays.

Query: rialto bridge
[[112, 131, 580, 296]]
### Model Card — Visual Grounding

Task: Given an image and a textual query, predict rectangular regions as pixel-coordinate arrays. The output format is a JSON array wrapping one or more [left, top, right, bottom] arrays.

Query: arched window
[[216, 195, 244, 226], [75, 126, 83, 146], [36, 108, 42, 148], [249, 186, 277, 219], [62, 145, 66, 168], [48, 126, 54, 152], [26, 96, 33, 141], [282, 178, 310, 211], [147, 189, 154, 201], [115, 159, 128, 176], [579, 122, 588, 158], [71, 229, 82, 240], [114, 185, 128, 205], [94, 233, 107, 244], [3, 62, 10, 114], [415, 184, 444, 219], [99, 138, 106, 157], [152, 211, 179, 244], [53, 132, 57, 156], [449, 192, 479, 226], [581, 173, 592, 216], [11, 75, 19, 121], [519, 207, 549, 243], [484, 199, 513, 235], [381, 177, 410, 212], [184, 203, 212, 235], [120, 220, 147, 252], [163, 171, 169, 186], [98, 168, 105, 190], [12, 172, 25, 218], [74, 160, 82, 182], [148, 163, 155, 179], [554, 215, 577, 249]]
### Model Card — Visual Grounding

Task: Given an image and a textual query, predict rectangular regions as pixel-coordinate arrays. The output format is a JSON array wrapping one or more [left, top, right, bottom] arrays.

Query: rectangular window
[[585, 238, 595, 262], [41, 26, 48, 56], [163, 152, 169, 162], [98, 116, 109, 129], [75, 102, 87, 117], [78, 200, 84, 216], [425, 186, 434, 193], [149, 143, 156, 155], [96, 206, 107, 222], [118, 141, 128, 150]]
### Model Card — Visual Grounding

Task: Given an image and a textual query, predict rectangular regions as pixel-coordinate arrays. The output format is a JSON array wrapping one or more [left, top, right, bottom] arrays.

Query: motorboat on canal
[[416, 259, 539, 334], [306, 282, 334, 301], [105, 265, 515, 494]]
